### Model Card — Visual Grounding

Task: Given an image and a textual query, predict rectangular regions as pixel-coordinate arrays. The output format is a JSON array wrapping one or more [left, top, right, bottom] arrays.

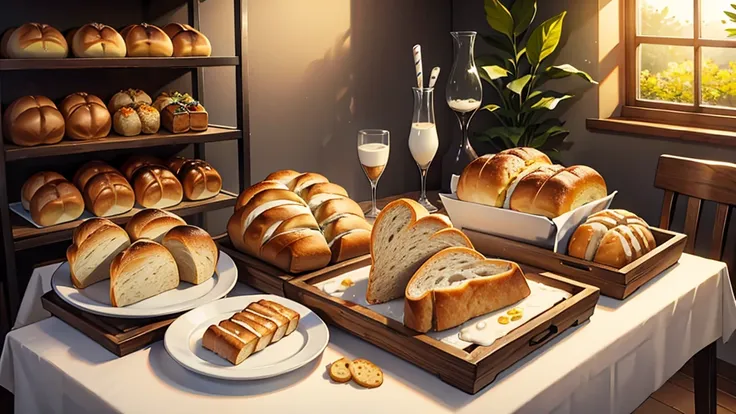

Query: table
[[1, 254, 734, 414]]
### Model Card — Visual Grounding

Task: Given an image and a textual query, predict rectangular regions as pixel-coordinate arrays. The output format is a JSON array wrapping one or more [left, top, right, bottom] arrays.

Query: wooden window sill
[[586, 117, 736, 147]]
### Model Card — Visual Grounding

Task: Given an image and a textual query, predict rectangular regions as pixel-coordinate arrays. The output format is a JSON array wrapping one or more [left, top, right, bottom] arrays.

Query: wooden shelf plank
[[12, 190, 237, 250], [5, 126, 241, 161], [586, 117, 736, 147], [0, 56, 239, 71]]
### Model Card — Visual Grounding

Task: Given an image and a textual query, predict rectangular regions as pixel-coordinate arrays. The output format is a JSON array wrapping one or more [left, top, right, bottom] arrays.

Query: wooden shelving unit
[[0, 0, 250, 332]]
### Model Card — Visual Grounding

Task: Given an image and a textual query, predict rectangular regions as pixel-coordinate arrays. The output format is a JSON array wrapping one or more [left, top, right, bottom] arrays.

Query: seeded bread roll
[[135, 103, 160, 134], [3, 23, 68, 58], [108, 89, 152, 113], [113, 107, 142, 137], [30, 180, 85, 226], [82, 172, 135, 217], [21, 171, 66, 210], [162, 225, 218, 285], [60, 92, 111, 140], [132, 165, 183, 209], [125, 208, 186, 243], [3, 95, 65, 147], [67, 218, 130, 289], [119, 23, 173, 57], [71, 23, 126, 58]]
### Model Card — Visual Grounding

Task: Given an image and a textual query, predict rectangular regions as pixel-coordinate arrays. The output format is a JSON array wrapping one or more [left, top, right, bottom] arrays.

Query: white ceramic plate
[[51, 251, 238, 318], [164, 295, 329, 380]]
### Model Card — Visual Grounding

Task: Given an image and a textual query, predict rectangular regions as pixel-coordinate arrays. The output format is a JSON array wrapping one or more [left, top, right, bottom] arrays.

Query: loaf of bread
[[108, 89, 152, 113], [67, 218, 130, 289], [29, 179, 85, 226], [1, 23, 68, 58], [202, 299, 300, 365], [568, 209, 657, 268], [82, 172, 135, 217], [71, 23, 126, 58], [3, 96, 65, 147], [160, 101, 208, 133], [60, 92, 111, 140], [110, 240, 179, 307], [366, 198, 473, 304], [125, 208, 186, 242], [264, 170, 301, 186], [120, 23, 173, 57], [135, 103, 160, 134], [132, 165, 183, 208], [21, 171, 65, 210], [120, 155, 164, 181], [73, 161, 119, 191], [113, 107, 142, 136], [162, 225, 218, 284], [163, 23, 212, 57], [404, 247, 530, 332], [176, 159, 222, 200], [457, 147, 608, 218]]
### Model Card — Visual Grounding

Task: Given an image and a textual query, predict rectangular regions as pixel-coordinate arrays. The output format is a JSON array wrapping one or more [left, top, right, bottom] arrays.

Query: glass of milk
[[357, 129, 390, 218], [409, 87, 439, 212]]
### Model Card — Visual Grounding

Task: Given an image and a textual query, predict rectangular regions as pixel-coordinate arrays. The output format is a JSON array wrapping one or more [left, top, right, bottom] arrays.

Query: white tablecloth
[[1, 254, 734, 414]]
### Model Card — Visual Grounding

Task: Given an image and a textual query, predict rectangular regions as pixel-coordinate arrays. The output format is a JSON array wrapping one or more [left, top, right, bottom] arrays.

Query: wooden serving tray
[[284, 263, 600, 394], [217, 239, 371, 296], [463, 227, 686, 300], [41, 291, 178, 357]]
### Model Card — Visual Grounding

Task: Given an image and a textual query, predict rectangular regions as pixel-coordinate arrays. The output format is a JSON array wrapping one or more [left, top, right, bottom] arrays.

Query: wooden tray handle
[[529, 324, 559, 346], [559, 259, 592, 272]]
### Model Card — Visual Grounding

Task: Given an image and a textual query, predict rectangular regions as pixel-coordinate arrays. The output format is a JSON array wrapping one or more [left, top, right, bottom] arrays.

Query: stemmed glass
[[357, 129, 390, 218], [409, 87, 439, 212]]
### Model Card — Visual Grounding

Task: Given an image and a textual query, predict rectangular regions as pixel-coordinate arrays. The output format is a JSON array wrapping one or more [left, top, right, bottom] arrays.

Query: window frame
[[624, 0, 736, 127]]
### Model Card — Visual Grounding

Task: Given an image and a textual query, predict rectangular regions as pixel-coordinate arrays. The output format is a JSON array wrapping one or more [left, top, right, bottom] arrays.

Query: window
[[625, 0, 736, 125]]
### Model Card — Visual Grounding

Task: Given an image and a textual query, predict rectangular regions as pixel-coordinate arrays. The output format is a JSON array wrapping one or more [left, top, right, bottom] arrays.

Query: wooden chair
[[654, 154, 736, 414]]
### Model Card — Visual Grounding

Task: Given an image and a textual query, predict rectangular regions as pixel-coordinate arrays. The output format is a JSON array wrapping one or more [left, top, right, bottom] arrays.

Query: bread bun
[[3, 96, 65, 147], [21, 171, 66, 210], [125, 208, 187, 242], [71, 23, 126, 58], [108, 89, 152, 113], [73, 160, 119, 191], [162, 225, 218, 284], [59, 92, 111, 140], [166, 156, 188, 174], [132, 165, 183, 208], [119, 23, 173, 57], [3, 23, 67, 58], [134, 103, 160, 134], [177, 159, 222, 200], [67, 218, 130, 289], [83, 172, 135, 217], [113, 107, 142, 136], [110, 240, 179, 307], [30, 180, 84, 226], [162, 23, 211, 57], [120, 155, 165, 181]]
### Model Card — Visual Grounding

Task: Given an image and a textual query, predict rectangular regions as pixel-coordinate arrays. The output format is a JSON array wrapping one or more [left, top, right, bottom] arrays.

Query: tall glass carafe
[[409, 87, 439, 212], [445, 31, 481, 177]]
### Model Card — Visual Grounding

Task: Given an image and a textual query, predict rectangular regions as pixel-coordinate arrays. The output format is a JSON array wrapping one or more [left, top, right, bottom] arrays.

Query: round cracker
[[348, 358, 383, 388], [328, 358, 352, 383]]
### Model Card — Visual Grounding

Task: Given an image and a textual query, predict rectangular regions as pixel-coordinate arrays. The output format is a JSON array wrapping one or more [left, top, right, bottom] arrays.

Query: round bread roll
[[3, 96, 65, 147], [60, 92, 111, 140], [30, 180, 84, 226], [108, 89, 152, 113], [2, 23, 68, 58], [1, 28, 14, 58], [83, 172, 135, 217], [120, 155, 165, 181], [73, 160, 119, 191], [120, 23, 173, 57], [71, 23, 126, 58], [113, 107, 142, 137], [132, 165, 183, 209], [162, 225, 218, 285], [166, 156, 188, 174], [21, 171, 66, 210], [125, 208, 186, 242], [135, 103, 160, 134], [162, 23, 211, 57], [177, 159, 222, 201]]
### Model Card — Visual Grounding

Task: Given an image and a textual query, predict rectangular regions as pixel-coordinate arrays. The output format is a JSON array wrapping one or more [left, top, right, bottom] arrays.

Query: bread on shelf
[[162, 225, 218, 284], [67, 218, 130, 289], [113, 107, 142, 136], [135, 103, 160, 134], [568, 209, 657, 268], [125, 208, 186, 243], [108, 89, 152, 114], [110, 239, 179, 307], [73, 161, 120, 192], [166, 156, 188, 174], [120, 155, 164, 181], [176, 159, 222, 201], [1, 23, 68, 58], [29, 179, 85, 226], [59, 92, 111, 140], [154, 92, 208, 133], [366, 198, 473, 304], [21, 171, 65, 210], [70, 23, 126, 58], [82, 172, 135, 217], [3, 95, 65, 147], [163, 23, 212, 57], [404, 247, 530, 332], [132, 165, 183, 209], [120, 23, 173, 57]]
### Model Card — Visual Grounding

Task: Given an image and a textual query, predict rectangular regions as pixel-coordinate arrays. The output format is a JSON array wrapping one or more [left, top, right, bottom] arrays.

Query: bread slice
[[404, 247, 531, 332], [366, 198, 473, 304], [162, 225, 218, 285], [348, 359, 383, 388], [257, 299, 300, 335], [246, 302, 289, 342], [202, 324, 256, 365], [67, 218, 130, 289], [109, 240, 179, 307], [231, 311, 276, 351]]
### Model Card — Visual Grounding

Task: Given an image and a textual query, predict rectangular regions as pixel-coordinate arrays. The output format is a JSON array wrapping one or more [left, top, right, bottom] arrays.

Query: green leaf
[[527, 11, 567, 65], [507, 74, 532, 95], [484, 0, 515, 40], [726, 10, 736, 21], [528, 134, 548, 148], [482, 104, 501, 112], [511, 0, 537, 36], [546, 64, 598, 83], [481, 65, 510, 80], [485, 126, 526, 146], [530, 93, 573, 110], [516, 47, 527, 62], [728, 28, 736, 37]]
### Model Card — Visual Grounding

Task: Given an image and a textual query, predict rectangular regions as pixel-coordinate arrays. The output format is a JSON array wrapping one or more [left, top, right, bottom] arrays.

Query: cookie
[[348, 358, 383, 388], [329, 358, 352, 383]]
